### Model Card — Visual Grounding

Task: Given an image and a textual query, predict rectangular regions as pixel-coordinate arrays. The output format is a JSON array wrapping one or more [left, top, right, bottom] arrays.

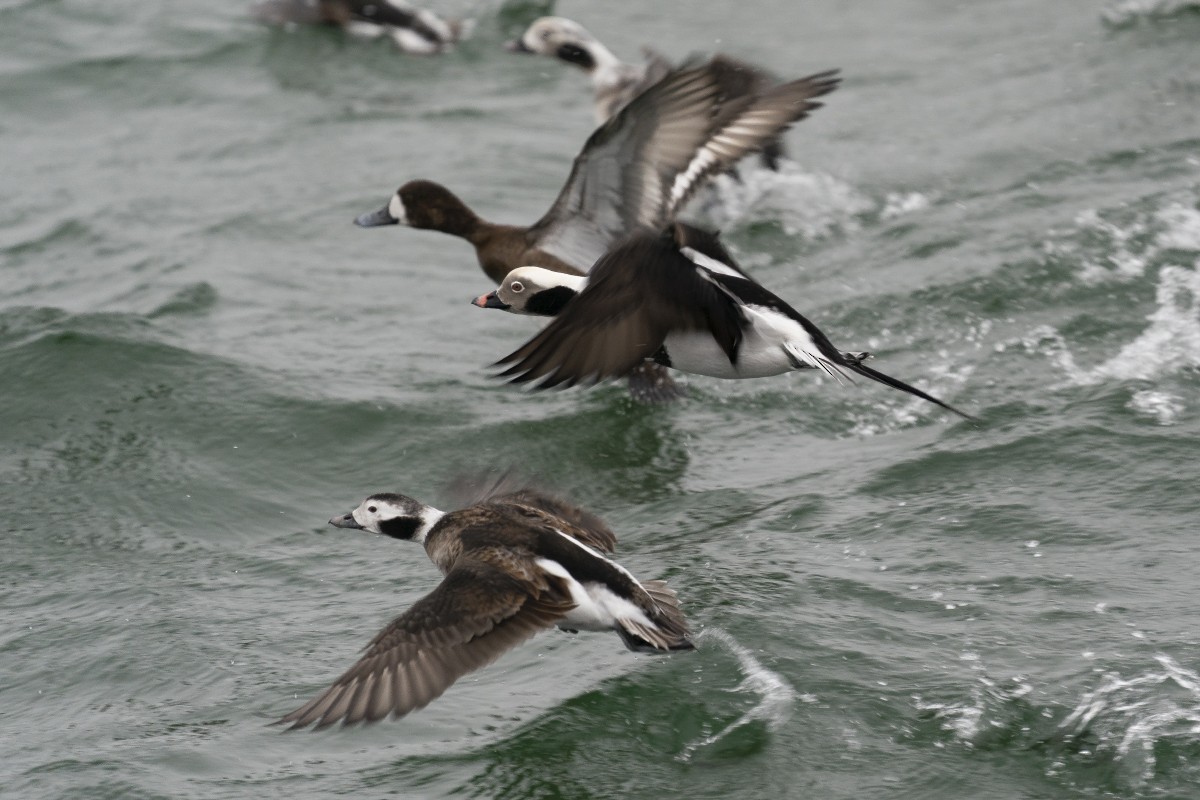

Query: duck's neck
[[412, 507, 445, 545], [585, 44, 627, 89]]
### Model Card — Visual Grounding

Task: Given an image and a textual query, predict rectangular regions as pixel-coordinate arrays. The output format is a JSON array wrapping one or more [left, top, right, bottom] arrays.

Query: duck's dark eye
[[510, 281, 525, 293], [367, 506, 377, 513]]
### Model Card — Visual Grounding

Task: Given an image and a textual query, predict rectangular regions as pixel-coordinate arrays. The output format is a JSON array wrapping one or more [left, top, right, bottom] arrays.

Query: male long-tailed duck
[[278, 481, 693, 729], [354, 59, 838, 401], [253, 0, 470, 54], [506, 16, 786, 169], [472, 226, 977, 421]]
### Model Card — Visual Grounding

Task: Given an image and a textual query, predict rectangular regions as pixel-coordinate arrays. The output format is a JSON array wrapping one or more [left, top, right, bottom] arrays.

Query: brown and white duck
[[252, 0, 470, 54], [277, 482, 693, 730], [473, 226, 978, 422]]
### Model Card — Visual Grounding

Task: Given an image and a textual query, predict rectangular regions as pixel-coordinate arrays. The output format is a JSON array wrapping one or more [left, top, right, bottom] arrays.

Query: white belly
[[535, 557, 653, 632], [664, 305, 825, 379]]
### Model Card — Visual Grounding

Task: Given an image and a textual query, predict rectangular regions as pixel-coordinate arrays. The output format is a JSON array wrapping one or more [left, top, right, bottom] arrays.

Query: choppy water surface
[[3, 1, 1200, 798]]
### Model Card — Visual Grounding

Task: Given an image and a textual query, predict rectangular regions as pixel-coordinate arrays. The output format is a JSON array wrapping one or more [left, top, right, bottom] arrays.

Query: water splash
[[912, 651, 1034, 747], [1094, 262, 1200, 382], [1127, 389, 1184, 424], [1059, 655, 1200, 784], [1155, 203, 1200, 251], [1005, 259, 1200, 389], [1101, 0, 1200, 27], [694, 161, 924, 240], [1048, 200, 1200, 286], [677, 627, 797, 761]]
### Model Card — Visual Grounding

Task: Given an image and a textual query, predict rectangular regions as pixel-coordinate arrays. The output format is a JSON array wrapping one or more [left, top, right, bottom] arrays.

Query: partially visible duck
[[472, 226, 978, 422], [277, 481, 693, 729], [253, 0, 470, 54], [506, 17, 786, 169], [506, 16, 672, 124]]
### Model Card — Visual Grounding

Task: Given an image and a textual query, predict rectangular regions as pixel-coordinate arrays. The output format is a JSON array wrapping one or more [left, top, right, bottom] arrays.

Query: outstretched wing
[[663, 66, 839, 219], [277, 560, 573, 730], [528, 60, 839, 269]]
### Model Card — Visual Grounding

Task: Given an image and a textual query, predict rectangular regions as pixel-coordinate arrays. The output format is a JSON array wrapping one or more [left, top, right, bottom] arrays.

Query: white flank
[[392, 27, 441, 54], [413, 8, 453, 42], [781, 341, 845, 382], [343, 20, 385, 39], [535, 557, 654, 633], [665, 305, 836, 379]]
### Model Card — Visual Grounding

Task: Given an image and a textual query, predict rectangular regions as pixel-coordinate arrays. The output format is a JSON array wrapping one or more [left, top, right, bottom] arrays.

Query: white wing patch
[[680, 246, 742, 278], [781, 340, 849, 383], [742, 304, 851, 382], [667, 149, 719, 211]]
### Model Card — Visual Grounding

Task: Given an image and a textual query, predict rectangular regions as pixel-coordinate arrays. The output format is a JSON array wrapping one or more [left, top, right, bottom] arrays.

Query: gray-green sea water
[[4, 1, 1200, 797]]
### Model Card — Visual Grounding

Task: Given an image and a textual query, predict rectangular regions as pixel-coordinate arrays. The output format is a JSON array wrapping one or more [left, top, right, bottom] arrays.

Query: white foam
[[677, 627, 797, 761], [1093, 262, 1200, 381], [880, 191, 932, 221], [1060, 655, 1200, 784], [1102, 0, 1200, 27], [693, 161, 881, 239], [1155, 204, 1200, 251], [1068, 207, 1152, 285], [1057, 200, 1200, 286], [911, 652, 1033, 746], [1127, 389, 1184, 424], [1008, 259, 1200, 387]]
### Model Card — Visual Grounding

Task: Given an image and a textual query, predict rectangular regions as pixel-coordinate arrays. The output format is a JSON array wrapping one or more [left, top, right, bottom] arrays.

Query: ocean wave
[[1003, 258, 1200, 390], [1001, 192, 1200, 394], [1045, 200, 1200, 287]]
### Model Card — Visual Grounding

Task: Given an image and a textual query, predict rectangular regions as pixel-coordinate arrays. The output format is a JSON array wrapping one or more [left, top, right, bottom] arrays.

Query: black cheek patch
[[525, 286, 578, 317], [556, 43, 596, 70], [378, 517, 421, 540]]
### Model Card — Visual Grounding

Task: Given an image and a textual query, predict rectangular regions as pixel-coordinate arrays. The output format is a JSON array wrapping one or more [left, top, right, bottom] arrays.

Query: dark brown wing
[[277, 559, 573, 730], [494, 229, 746, 389]]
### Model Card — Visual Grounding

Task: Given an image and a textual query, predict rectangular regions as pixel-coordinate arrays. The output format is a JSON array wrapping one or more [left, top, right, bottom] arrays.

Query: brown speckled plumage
[[277, 481, 691, 730]]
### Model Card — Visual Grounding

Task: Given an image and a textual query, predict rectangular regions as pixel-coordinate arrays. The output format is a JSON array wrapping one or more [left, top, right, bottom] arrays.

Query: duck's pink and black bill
[[504, 38, 532, 53], [354, 205, 398, 228], [471, 291, 510, 310], [328, 513, 363, 529]]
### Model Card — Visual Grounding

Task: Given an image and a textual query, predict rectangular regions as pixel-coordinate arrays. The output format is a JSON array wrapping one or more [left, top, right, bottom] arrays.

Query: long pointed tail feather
[[843, 359, 978, 423]]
